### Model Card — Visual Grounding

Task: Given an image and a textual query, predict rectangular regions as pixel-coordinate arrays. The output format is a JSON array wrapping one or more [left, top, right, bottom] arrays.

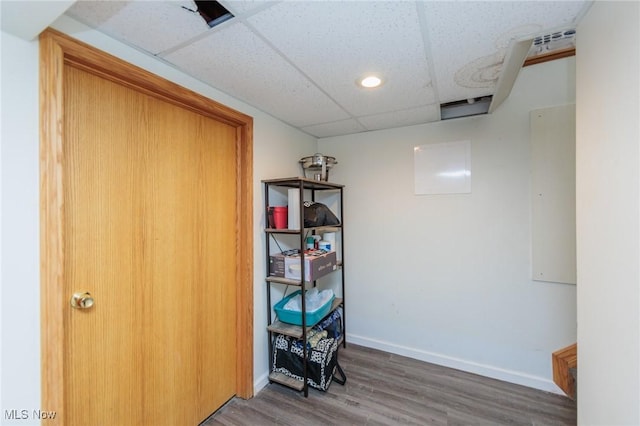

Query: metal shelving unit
[[263, 177, 346, 397]]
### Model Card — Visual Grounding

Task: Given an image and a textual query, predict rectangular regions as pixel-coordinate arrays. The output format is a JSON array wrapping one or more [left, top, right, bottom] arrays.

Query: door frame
[[39, 29, 254, 419]]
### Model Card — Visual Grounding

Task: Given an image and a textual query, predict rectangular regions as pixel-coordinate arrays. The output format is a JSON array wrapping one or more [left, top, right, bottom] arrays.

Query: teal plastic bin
[[274, 290, 335, 326]]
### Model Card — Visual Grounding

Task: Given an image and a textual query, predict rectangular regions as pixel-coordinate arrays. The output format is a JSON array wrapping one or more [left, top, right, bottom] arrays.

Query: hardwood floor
[[203, 344, 576, 425]]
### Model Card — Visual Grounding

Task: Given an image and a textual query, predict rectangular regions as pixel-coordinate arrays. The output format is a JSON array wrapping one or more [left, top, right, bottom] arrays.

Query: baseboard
[[347, 333, 565, 395], [253, 371, 270, 395]]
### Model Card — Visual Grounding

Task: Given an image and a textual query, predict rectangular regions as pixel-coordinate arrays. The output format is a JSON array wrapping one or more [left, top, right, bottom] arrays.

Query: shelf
[[261, 177, 344, 190], [268, 371, 305, 391], [264, 177, 346, 396], [267, 298, 343, 338], [265, 225, 341, 234], [266, 276, 304, 287], [266, 262, 343, 287]]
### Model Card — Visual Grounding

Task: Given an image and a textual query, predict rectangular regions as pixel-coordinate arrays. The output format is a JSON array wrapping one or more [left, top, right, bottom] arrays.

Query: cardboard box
[[269, 253, 286, 278], [269, 249, 301, 278], [285, 251, 337, 282]]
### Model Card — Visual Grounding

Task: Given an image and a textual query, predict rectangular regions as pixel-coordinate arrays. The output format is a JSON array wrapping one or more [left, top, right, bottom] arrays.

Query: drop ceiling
[[65, 0, 589, 138]]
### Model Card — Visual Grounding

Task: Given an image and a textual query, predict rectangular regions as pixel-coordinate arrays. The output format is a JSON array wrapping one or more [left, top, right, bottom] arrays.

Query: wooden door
[[40, 30, 253, 426]]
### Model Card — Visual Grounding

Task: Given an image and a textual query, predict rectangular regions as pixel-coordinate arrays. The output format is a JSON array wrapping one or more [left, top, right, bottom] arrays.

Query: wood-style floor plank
[[203, 344, 576, 426]]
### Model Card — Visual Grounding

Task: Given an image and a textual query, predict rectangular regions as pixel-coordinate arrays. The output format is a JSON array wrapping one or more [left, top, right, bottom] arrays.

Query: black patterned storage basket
[[272, 334, 338, 391]]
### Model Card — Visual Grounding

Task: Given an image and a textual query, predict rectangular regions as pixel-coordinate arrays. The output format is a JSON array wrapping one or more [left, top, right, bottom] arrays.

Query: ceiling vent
[[440, 96, 492, 120], [527, 28, 576, 60], [192, 1, 234, 28]]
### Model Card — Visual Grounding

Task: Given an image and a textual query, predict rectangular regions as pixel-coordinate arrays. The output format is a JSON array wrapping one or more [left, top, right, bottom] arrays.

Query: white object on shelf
[[288, 188, 301, 229]]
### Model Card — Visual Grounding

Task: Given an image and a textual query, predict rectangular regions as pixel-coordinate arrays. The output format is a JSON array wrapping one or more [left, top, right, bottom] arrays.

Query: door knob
[[70, 292, 94, 309]]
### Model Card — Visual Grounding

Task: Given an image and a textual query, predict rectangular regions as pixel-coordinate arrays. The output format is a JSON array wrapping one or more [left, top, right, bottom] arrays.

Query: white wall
[[0, 15, 316, 417], [319, 58, 577, 392], [1, 31, 41, 422], [576, 2, 640, 425]]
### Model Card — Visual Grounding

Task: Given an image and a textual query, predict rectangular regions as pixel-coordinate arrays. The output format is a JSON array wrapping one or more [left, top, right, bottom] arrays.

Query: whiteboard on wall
[[414, 140, 471, 195], [531, 104, 576, 284]]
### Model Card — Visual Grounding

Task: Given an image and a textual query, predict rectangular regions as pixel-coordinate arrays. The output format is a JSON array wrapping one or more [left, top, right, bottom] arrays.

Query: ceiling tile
[[163, 22, 349, 127], [358, 105, 441, 132], [421, 1, 586, 104], [67, 0, 209, 55], [219, 0, 278, 17], [64, 0, 588, 138], [247, 1, 436, 117], [301, 119, 367, 139]]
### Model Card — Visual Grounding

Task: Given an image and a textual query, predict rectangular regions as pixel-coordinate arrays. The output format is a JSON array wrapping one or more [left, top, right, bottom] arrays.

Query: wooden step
[[552, 343, 577, 399]]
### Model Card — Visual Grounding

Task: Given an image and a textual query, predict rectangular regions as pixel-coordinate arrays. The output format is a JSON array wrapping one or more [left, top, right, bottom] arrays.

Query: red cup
[[269, 206, 288, 229]]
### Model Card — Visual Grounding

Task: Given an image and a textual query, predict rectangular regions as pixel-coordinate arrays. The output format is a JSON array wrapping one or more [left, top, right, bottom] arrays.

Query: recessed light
[[359, 75, 383, 89]]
